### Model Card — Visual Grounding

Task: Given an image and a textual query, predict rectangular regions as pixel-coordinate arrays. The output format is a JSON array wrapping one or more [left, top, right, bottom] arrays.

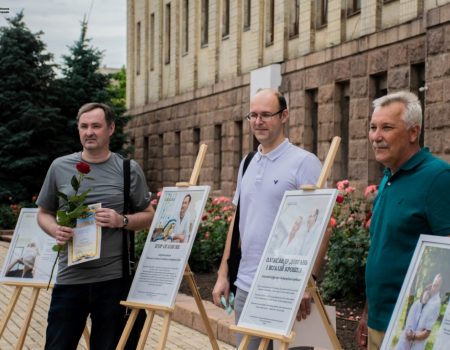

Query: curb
[[173, 293, 236, 346]]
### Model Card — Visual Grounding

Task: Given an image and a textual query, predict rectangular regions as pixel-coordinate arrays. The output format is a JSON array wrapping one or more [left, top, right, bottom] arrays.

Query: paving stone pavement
[[0, 242, 234, 350]]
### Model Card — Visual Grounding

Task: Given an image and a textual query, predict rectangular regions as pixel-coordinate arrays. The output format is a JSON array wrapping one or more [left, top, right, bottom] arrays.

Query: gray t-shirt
[[36, 152, 150, 284]]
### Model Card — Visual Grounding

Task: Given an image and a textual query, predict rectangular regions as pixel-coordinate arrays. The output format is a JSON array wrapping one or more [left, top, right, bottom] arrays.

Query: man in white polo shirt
[[212, 88, 322, 349]]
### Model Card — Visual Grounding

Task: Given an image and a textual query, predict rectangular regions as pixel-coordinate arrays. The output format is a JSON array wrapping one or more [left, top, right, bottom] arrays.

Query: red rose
[[336, 195, 344, 203], [76, 162, 91, 174]]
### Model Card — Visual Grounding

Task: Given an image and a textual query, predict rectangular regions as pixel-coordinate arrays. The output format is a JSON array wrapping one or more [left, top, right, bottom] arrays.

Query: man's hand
[[55, 225, 74, 246], [95, 208, 122, 228], [405, 329, 414, 340], [356, 314, 368, 350], [296, 291, 312, 321], [212, 275, 230, 308]]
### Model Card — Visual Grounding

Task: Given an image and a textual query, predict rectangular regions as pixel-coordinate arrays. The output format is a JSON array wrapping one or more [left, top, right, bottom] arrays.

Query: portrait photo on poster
[[127, 185, 210, 307], [0, 208, 58, 284], [382, 235, 450, 350]]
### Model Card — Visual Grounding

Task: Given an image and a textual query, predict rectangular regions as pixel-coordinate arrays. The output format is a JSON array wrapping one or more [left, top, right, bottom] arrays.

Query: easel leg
[[116, 308, 139, 350], [257, 338, 270, 350], [184, 265, 220, 350], [308, 278, 342, 350], [0, 286, 22, 337], [136, 310, 155, 350], [155, 312, 171, 350], [238, 334, 251, 350], [15, 287, 40, 350], [83, 326, 90, 349]]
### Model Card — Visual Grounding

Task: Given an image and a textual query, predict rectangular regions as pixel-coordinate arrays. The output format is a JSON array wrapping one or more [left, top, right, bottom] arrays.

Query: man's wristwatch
[[122, 215, 129, 228]]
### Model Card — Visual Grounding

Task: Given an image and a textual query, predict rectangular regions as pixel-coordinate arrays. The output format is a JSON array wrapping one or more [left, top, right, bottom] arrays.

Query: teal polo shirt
[[365, 148, 450, 331]]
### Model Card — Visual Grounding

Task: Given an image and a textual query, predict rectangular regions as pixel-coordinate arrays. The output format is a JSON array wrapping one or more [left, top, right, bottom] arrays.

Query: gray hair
[[372, 91, 422, 129]]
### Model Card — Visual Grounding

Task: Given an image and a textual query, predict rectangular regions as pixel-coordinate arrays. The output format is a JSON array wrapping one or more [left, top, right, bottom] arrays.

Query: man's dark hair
[[276, 92, 287, 111], [77, 102, 116, 126], [184, 194, 192, 203]]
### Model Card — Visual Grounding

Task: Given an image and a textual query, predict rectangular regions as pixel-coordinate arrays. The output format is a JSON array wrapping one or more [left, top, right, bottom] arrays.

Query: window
[[222, 0, 230, 38], [243, 0, 251, 30], [158, 134, 164, 185], [193, 127, 200, 158], [289, 0, 300, 38], [136, 21, 141, 75], [175, 131, 181, 182], [214, 124, 222, 190], [164, 3, 171, 64], [305, 89, 318, 155], [316, 0, 328, 28], [143, 136, 149, 175], [337, 82, 350, 181], [369, 73, 388, 184], [265, 0, 275, 46], [150, 14, 155, 70], [182, 0, 189, 53], [410, 63, 425, 147], [347, 0, 361, 16], [201, 0, 209, 46], [234, 121, 243, 169]]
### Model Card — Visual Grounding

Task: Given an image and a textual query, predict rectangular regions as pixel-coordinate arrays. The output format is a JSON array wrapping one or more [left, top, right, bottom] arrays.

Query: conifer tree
[[0, 12, 64, 202], [56, 19, 129, 154]]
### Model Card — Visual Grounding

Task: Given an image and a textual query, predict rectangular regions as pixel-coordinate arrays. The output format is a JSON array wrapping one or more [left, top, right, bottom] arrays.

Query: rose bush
[[320, 180, 377, 300], [189, 196, 233, 272]]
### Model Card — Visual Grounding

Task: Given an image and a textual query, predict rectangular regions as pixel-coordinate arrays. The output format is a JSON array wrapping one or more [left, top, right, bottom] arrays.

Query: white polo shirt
[[232, 138, 322, 292]]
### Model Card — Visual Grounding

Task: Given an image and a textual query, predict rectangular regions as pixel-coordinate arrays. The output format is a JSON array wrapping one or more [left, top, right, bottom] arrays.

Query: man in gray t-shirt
[[36, 102, 154, 350]]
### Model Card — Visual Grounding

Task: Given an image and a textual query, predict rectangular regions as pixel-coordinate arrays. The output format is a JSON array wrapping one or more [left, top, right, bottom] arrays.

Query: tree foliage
[[0, 13, 130, 206], [0, 12, 65, 202], [55, 19, 130, 155]]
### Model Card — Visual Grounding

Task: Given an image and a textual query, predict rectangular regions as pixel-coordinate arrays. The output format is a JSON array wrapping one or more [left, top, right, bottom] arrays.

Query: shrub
[[0, 197, 38, 229], [189, 196, 233, 272], [320, 180, 377, 300]]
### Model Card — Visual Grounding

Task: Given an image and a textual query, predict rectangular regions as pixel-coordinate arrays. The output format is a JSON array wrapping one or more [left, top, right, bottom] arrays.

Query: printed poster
[[127, 186, 210, 307], [0, 208, 58, 284], [382, 235, 450, 350], [238, 189, 338, 336]]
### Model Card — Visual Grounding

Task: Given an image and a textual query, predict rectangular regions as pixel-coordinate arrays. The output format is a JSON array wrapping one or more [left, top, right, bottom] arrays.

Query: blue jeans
[[45, 278, 126, 350]]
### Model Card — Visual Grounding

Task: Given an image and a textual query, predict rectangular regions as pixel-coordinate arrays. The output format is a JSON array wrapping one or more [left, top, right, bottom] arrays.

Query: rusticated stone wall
[[126, 3, 450, 196]]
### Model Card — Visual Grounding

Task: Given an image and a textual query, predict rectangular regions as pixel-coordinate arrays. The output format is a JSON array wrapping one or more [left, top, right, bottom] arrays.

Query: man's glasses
[[245, 109, 285, 121]]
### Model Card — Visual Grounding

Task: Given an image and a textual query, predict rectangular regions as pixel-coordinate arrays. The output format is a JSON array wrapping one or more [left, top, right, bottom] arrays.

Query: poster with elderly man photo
[[382, 235, 450, 350]]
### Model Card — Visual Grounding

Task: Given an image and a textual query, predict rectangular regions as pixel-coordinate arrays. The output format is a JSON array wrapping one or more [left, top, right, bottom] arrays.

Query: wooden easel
[[230, 136, 343, 350], [116, 144, 220, 350], [0, 281, 90, 349]]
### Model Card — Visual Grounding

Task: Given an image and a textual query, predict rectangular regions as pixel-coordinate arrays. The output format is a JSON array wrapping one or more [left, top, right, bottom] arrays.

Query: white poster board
[[237, 189, 338, 336], [0, 208, 58, 284], [382, 235, 450, 350], [68, 203, 102, 266], [274, 304, 336, 350], [127, 186, 210, 307]]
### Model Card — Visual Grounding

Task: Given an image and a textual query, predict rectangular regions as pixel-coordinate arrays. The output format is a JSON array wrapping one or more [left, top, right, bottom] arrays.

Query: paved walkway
[[0, 242, 235, 350]]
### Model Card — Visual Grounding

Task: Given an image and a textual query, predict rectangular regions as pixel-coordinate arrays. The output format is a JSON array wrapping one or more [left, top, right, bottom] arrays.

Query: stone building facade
[[125, 0, 450, 196]]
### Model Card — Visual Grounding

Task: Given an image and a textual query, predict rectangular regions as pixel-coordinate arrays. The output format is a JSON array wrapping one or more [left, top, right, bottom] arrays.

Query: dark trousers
[[45, 278, 127, 350]]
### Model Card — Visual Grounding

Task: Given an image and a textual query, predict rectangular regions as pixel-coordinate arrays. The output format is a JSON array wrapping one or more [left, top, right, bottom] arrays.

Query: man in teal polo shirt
[[356, 91, 450, 350]]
